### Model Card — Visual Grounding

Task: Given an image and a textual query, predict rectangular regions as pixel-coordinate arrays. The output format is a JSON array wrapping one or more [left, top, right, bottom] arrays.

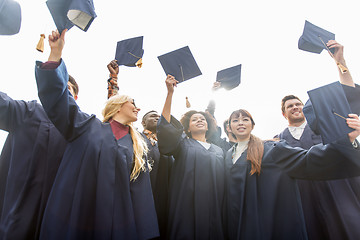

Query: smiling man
[[275, 40, 360, 240]]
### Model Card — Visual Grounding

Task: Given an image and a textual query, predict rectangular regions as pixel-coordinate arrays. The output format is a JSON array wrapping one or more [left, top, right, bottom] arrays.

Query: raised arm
[[35, 30, 94, 141], [107, 60, 119, 99], [161, 75, 178, 122], [47, 30, 66, 63], [327, 40, 355, 87]]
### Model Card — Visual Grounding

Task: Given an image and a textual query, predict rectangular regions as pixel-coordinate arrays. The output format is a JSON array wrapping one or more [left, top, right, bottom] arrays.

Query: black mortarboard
[[0, 0, 21, 35], [298, 20, 335, 54], [303, 82, 354, 144], [216, 64, 241, 90], [157, 46, 202, 83], [115, 36, 144, 68], [46, 0, 96, 33]]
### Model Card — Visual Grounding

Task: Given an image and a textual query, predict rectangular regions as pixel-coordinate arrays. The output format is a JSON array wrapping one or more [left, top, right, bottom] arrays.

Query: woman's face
[[188, 113, 208, 135], [229, 114, 253, 140], [118, 99, 140, 123]]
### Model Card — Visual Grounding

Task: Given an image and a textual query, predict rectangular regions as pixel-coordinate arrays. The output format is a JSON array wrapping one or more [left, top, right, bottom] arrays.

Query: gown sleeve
[[157, 115, 185, 156], [0, 91, 37, 132], [271, 136, 360, 180], [35, 60, 94, 141]]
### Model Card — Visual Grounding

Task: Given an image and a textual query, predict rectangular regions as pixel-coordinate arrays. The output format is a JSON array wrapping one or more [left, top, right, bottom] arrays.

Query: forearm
[[162, 91, 173, 122], [338, 60, 355, 87]]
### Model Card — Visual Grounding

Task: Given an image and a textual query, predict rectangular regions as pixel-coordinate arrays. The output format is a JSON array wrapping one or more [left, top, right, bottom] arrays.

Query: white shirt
[[197, 140, 211, 150], [288, 121, 307, 140], [232, 140, 249, 164]]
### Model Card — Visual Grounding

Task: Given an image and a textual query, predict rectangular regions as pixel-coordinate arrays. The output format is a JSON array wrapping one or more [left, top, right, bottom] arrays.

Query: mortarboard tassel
[[36, 34, 46, 52], [135, 58, 143, 68], [186, 96, 191, 108], [337, 63, 348, 74], [128, 51, 142, 68]]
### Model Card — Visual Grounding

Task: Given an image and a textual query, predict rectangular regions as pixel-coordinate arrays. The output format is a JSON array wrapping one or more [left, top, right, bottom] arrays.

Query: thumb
[[60, 29, 67, 41]]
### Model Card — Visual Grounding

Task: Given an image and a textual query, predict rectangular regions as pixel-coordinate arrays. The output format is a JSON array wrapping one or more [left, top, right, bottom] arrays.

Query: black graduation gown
[[225, 137, 360, 240], [35, 60, 159, 240], [157, 115, 225, 240], [277, 125, 360, 240], [0, 93, 66, 240], [142, 133, 174, 240]]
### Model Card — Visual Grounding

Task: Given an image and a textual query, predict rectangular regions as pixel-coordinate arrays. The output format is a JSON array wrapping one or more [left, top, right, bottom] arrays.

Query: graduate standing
[[0, 76, 78, 240], [276, 41, 360, 240], [225, 109, 360, 240], [157, 75, 225, 240], [35, 30, 159, 240]]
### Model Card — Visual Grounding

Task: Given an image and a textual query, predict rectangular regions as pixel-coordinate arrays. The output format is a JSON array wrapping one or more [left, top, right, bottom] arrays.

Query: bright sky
[[1, 0, 360, 149]]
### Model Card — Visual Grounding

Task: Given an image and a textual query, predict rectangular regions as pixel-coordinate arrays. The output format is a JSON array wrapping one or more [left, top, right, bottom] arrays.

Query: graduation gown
[[277, 125, 360, 240], [142, 133, 174, 240], [0, 93, 66, 240], [35, 60, 159, 240], [157, 115, 225, 240], [225, 137, 360, 240]]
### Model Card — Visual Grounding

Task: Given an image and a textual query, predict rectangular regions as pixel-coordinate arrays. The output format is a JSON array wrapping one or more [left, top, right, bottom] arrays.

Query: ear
[[141, 121, 146, 128], [282, 111, 287, 119]]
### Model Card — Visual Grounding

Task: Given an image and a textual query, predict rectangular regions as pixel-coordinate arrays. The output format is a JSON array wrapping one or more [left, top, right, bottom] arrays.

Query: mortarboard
[[157, 46, 202, 83], [298, 20, 335, 54], [0, 0, 21, 35], [216, 64, 241, 90], [46, 0, 96, 33], [115, 36, 144, 68], [303, 81, 354, 144], [298, 20, 348, 73]]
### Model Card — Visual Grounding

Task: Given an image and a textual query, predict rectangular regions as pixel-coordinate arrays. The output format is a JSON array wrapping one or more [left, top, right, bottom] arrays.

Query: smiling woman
[[156, 74, 226, 239], [225, 108, 360, 240], [32, 29, 159, 239]]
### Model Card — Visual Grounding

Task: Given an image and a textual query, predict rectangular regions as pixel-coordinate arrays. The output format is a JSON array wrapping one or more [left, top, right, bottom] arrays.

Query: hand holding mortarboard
[[162, 75, 179, 122], [48, 29, 67, 62], [107, 60, 119, 77], [298, 20, 348, 74], [107, 60, 119, 99], [165, 75, 178, 94], [327, 40, 354, 87], [212, 82, 221, 91], [346, 114, 360, 143]]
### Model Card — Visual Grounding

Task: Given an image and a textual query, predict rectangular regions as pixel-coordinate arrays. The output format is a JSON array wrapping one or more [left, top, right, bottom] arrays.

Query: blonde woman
[[34, 30, 158, 240], [225, 109, 360, 240]]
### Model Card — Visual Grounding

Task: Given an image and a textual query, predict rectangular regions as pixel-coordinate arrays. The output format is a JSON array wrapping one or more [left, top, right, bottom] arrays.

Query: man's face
[[283, 99, 305, 124], [142, 111, 160, 133]]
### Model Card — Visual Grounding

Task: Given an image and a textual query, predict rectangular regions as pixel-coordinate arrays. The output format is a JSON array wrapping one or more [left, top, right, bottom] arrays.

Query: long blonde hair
[[102, 94, 149, 181], [229, 109, 264, 175]]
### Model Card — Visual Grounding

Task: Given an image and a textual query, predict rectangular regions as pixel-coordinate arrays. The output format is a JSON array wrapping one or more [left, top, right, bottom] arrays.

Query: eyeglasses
[[131, 99, 137, 108]]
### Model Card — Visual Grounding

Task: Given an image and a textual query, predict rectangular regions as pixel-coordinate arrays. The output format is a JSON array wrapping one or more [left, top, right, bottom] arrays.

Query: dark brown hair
[[229, 109, 264, 175], [68, 75, 79, 96], [180, 110, 217, 140]]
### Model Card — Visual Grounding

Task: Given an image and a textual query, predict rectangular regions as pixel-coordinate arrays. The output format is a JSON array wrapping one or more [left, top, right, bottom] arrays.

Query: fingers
[[60, 29, 67, 41], [166, 74, 178, 87], [326, 40, 343, 51], [347, 114, 360, 130], [48, 30, 64, 42]]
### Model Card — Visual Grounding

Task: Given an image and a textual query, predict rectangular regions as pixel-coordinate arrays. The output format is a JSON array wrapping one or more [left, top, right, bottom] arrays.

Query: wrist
[[48, 50, 62, 62]]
